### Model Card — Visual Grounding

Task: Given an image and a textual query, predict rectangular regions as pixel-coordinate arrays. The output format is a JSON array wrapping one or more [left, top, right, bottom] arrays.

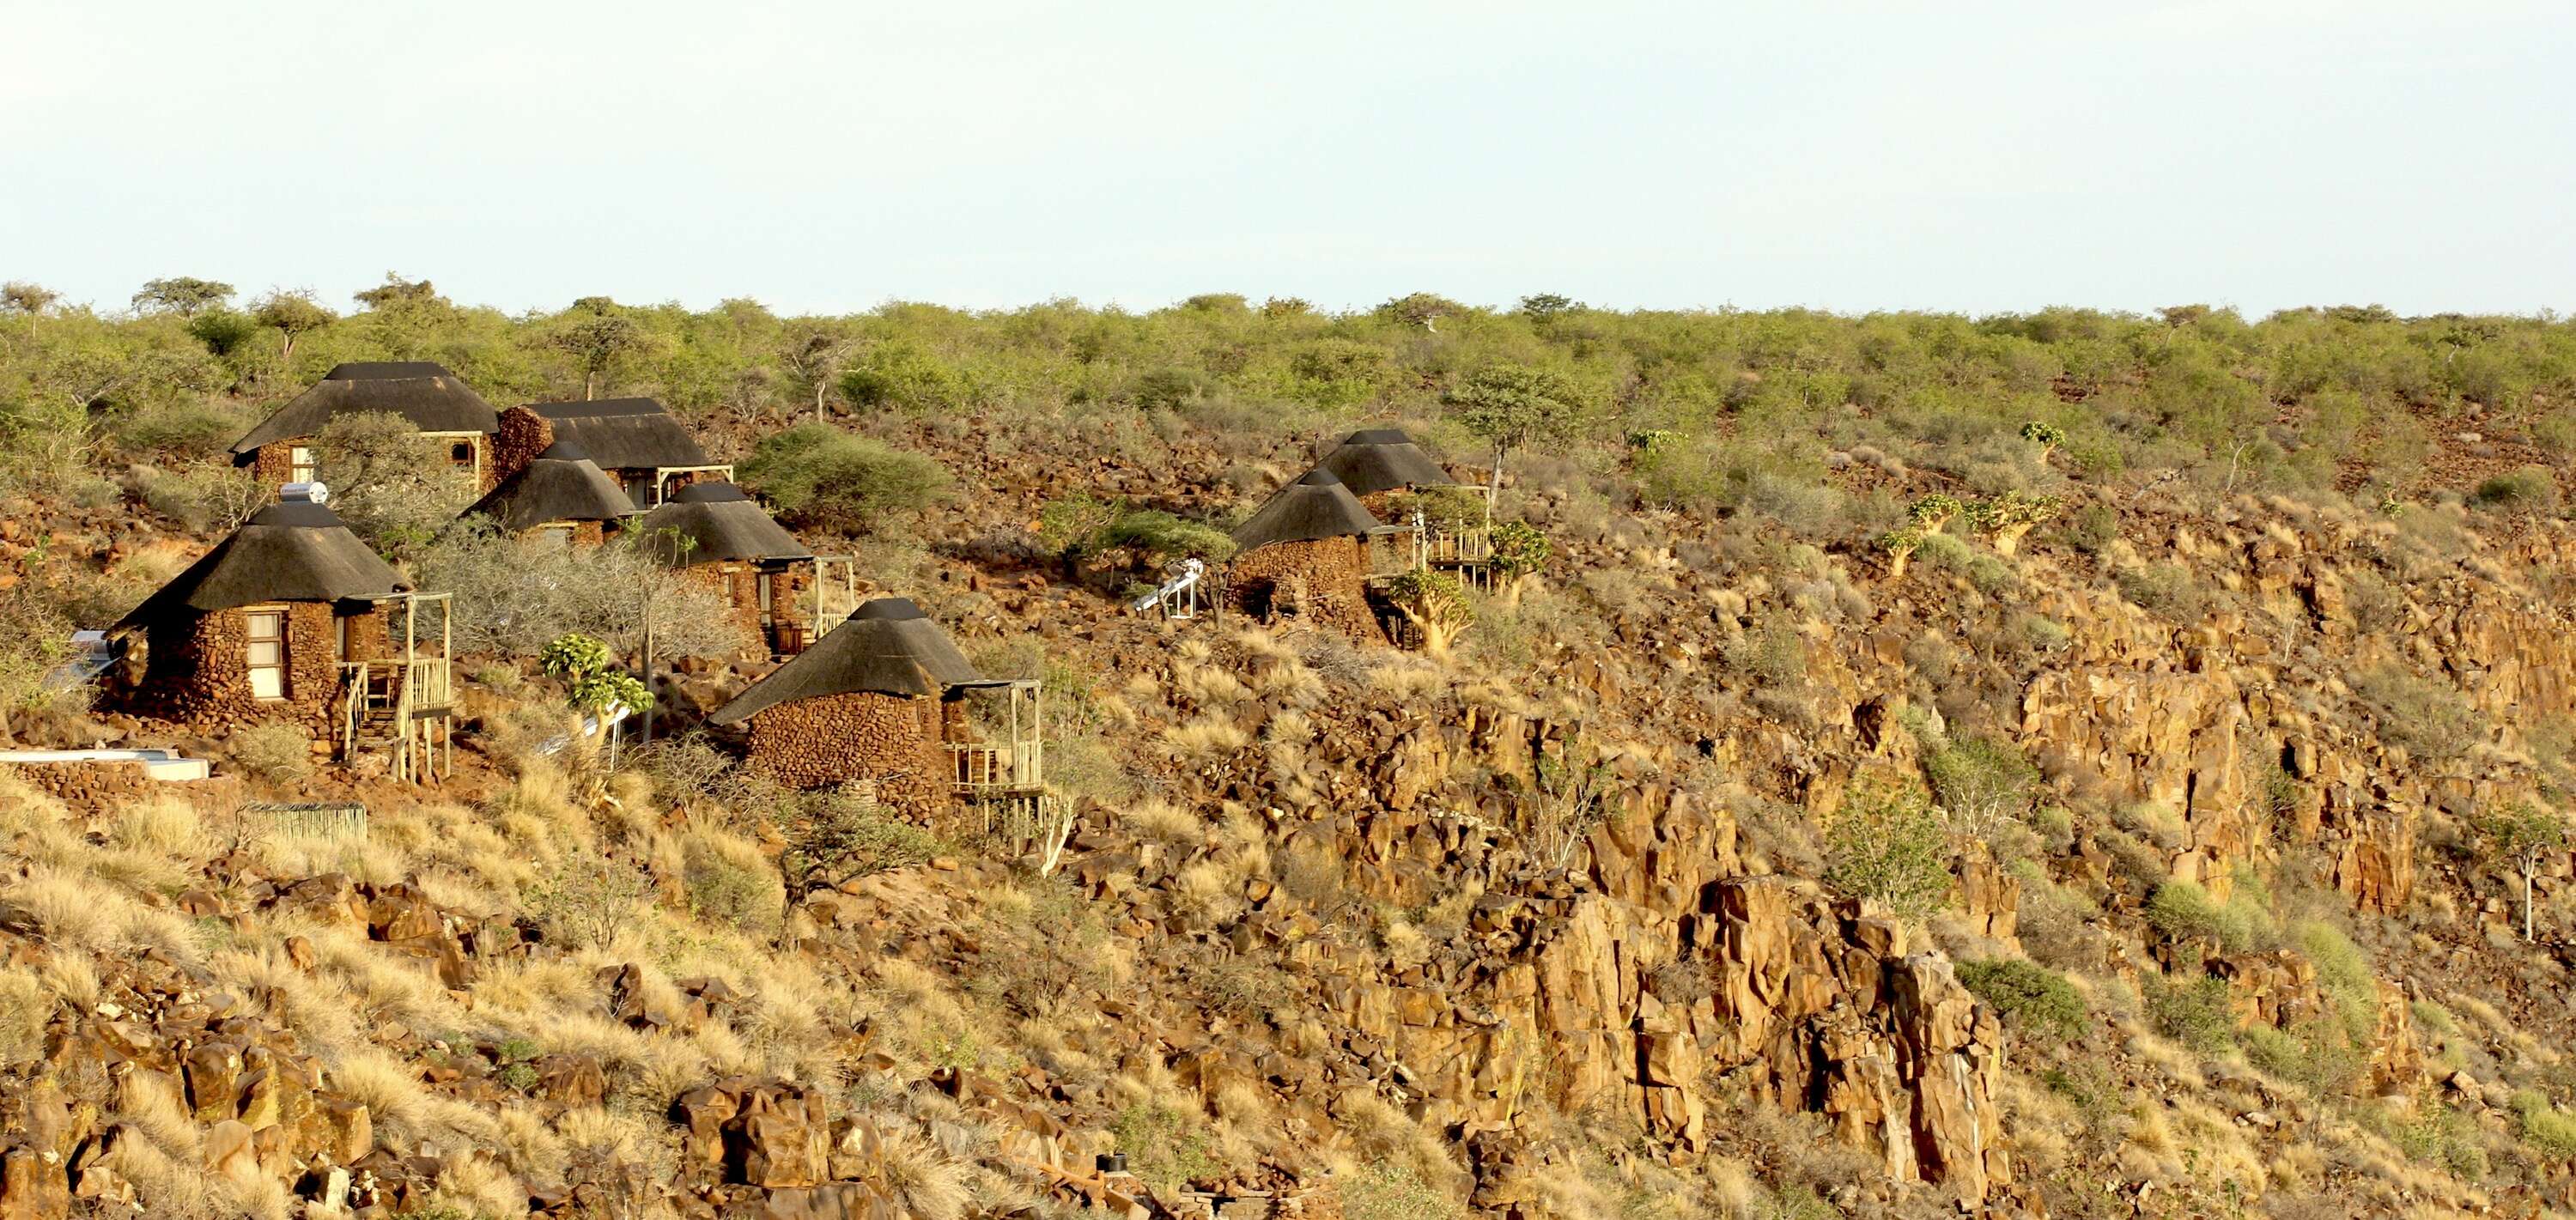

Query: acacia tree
[[2, 282, 60, 335], [1385, 569, 1473, 659], [131, 277, 234, 317], [250, 289, 334, 362], [1444, 363, 1588, 495], [777, 323, 859, 424], [2476, 802, 2567, 942], [550, 301, 648, 400]]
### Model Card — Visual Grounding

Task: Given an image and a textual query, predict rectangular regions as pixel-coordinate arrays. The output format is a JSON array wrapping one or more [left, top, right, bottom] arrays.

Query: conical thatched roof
[[1314, 428, 1449, 496], [460, 441, 637, 531], [116, 501, 404, 628], [1230, 469, 1381, 553], [708, 598, 992, 722], [232, 361, 499, 458], [631, 482, 811, 566], [525, 398, 712, 470]]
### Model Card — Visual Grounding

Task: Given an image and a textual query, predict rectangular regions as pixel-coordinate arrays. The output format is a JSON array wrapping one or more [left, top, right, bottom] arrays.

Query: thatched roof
[[460, 441, 638, 531], [232, 361, 499, 457], [631, 482, 811, 566], [708, 598, 993, 722], [1230, 469, 1382, 553], [1314, 428, 1449, 496], [116, 501, 404, 628], [526, 398, 711, 470]]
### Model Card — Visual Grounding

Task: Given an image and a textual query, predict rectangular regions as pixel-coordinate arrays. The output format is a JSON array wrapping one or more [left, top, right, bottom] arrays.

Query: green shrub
[[1109, 1102, 1218, 1196], [837, 339, 970, 413], [2114, 563, 2204, 619], [1924, 737, 2037, 837], [683, 841, 785, 933], [739, 422, 951, 534], [1105, 509, 1235, 562], [2145, 880, 2273, 953], [776, 785, 941, 896], [2514, 1090, 2576, 1161], [2293, 920, 2379, 1039], [1956, 959, 2087, 1040], [2145, 974, 2237, 1053], [2471, 464, 2559, 514], [1824, 780, 1952, 921]]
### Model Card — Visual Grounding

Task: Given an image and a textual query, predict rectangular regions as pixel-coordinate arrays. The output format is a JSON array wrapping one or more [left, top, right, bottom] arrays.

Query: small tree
[[249, 289, 334, 362], [777, 324, 859, 424], [1489, 519, 1551, 609], [131, 277, 234, 317], [1969, 491, 2063, 556], [313, 412, 475, 558], [1445, 364, 1588, 495], [1824, 779, 1952, 922], [1878, 528, 1924, 580], [1036, 493, 1123, 574], [548, 302, 649, 399], [1384, 569, 1473, 659], [2, 282, 61, 335], [1517, 293, 1580, 322], [2020, 421, 2067, 464], [2476, 802, 2567, 942], [1378, 292, 1464, 332], [738, 422, 953, 536], [1907, 494, 1965, 533]]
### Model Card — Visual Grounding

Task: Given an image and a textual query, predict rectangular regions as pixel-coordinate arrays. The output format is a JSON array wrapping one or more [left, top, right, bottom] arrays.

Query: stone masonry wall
[[490, 407, 555, 488], [124, 604, 375, 737], [745, 691, 948, 816], [1229, 537, 1377, 640]]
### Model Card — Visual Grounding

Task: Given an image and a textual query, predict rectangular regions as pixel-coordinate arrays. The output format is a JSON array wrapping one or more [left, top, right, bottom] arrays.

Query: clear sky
[[4, 1, 2569, 319]]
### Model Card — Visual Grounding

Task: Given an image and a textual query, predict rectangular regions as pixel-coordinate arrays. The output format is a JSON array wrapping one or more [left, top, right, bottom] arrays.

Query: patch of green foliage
[[738, 422, 951, 534], [1956, 958, 2087, 1041], [2146, 974, 2238, 1054], [1824, 780, 1952, 922]]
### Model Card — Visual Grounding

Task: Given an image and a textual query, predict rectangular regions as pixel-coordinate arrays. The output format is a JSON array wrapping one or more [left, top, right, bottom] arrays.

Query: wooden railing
[[337, 659, 453, 782], [1425, 525, 1492, 564], [950, 740, 1043, 792]]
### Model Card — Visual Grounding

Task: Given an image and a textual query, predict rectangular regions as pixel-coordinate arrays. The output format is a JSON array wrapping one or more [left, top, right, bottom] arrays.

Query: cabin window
[[449, 440, 475, 469], [756, 571, 775, 614], [288, 446, 317, 483], [246, 609, 287, 700], [533, 525, 575, 548]]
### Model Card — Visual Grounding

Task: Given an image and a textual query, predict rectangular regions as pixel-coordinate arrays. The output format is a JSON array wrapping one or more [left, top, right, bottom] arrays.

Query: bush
[[2114, 563, 2204, 619], [313, 412, 477, 559], [2145, 974, 2237, 1053], [232, 720, 313, 784], [2293, 920, 2379, 1039], [1925, 737, 2037, 840], [1343, 1162, 1467, 1220], [525, 850, 649, 952], [1105, 509, 1235, 562], [836, 339, 970, 414], [2354, 665, 2484, 762], [2515, 1091, 2576, 1161], [1109, 1102, 1218, 1196], [2145, 880, 2273, 954], [1824, 780, 1952, 921], [776, 785, 940, 896], [416, 524, 749, 659], [2472, 464, 2559, 514], [738, 422, 952, 534], [1956, 958, 2087, 1041], [682, 838, 784, 933]]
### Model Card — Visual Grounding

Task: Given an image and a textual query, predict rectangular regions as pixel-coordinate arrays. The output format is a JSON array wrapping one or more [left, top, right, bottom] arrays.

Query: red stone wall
[[1229, 537, 1378, 639], [684, 562, 812, 652], [249, 442, 302, 487], [119, 603, 378, 737], [744, 691, 949, 815], [490, 407, 556, 489]]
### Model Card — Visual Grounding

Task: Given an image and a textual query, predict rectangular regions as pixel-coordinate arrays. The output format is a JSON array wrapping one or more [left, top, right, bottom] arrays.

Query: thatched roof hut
[[631, 482, 811, 566], [116, 501, 405, 628], [231, 361, 499, 459], [1314, 428, 1450, 496], [525, 398, 712, 471], [709, 598, 992, 724], [1230, 469, 1382, 554], [460, 441, 637, 531]]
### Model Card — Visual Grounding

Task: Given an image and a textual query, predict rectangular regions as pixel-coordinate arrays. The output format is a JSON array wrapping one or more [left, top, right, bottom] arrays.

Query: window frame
[[244, 606, 289, 701]]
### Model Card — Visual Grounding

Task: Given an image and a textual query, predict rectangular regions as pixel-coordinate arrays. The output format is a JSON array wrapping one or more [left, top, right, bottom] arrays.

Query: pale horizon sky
[[4, 1, 2570, 320]]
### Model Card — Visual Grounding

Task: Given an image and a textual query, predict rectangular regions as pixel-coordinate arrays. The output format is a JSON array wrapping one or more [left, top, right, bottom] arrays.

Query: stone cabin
[[230, 361, 501, 490], [107, 499, 398, 735], [632, 481, 819, 653], [708, 598, 1039, 816], [458, 440, 639, 546], [1315, 427, 1493, 570], [1315, 427, 1453, 504], [495, 398, 726, 510], [1225, 468, 1387, 637]]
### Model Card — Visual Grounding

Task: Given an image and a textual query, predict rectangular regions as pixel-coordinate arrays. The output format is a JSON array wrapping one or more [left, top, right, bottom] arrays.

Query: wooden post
[[640, 584, 655, 746]]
